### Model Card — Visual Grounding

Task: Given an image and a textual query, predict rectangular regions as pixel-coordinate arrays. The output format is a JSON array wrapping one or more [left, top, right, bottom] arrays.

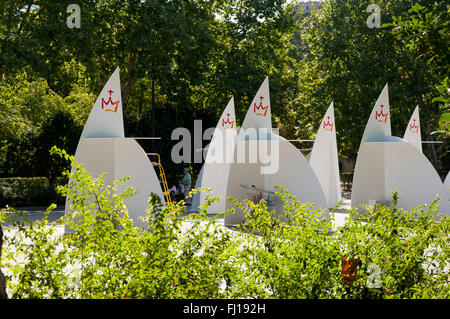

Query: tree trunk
[[121, 52, 137, 109], [0, 224, 7, 299]]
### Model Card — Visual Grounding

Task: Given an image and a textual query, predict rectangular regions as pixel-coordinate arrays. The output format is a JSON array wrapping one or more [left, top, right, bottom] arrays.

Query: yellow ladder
[[147, 153, 172, 206]]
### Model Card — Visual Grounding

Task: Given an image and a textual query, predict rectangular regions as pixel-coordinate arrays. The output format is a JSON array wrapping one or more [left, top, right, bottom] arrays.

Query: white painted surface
[[444, 171, 450, 201], [239, 77, 272, 140], [360, 84, 391, 144], [352, 86, 449, 214], [309, 102, 341, 208], [80, 67, 124, 139], [352, 139, 450, 214], [403, 106, 422, 153], [65, 68, 165, 231], [65, 138, 165, 230], [196, 98, 238, 214], [224, 136, 328, 225], [223, 78, 327, 224]]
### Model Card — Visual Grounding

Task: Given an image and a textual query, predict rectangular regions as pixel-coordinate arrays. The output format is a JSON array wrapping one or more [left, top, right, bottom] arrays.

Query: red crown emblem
[[101, 89, 120, 113], [409, 119, 419, 133], [323, 116, 334, 131], [375, 104, 388, 123], [253, 96, 269, 117], [222, 113, 235, 129]]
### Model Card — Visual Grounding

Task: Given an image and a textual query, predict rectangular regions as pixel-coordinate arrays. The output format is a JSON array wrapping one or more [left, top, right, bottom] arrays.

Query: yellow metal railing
[[146, 153, 172, 207]]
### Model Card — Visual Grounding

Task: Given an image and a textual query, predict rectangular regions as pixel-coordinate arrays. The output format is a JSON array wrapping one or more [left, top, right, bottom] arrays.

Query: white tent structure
[[224, 77, 327, 225], [309, 102, 341, 208], [190, 166, 204, 211], [64, 67, 165, 231], [445, 172, 450, 201], [403, 106, 422, 153], [403, 107, 450, 205], [351, 84, 450, 214], [191, 97, 238, 214]]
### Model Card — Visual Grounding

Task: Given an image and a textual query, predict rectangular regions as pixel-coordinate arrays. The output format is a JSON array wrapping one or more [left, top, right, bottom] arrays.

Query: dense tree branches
[[0, 0, 448, 180]]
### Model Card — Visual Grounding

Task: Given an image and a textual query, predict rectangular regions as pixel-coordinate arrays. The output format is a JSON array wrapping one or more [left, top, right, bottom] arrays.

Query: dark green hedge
[[0, 177, 67, 207]]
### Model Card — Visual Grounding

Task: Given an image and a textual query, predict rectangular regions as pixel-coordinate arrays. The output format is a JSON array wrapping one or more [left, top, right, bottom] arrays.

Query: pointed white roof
[[360, 84, 391, 143], [403, 106, 422, 153], [224, 79, 327, 223], [191, 98, 238, 214], [352, 85, 450, 215], [352, 140, 450, 214], [239, 77, 272, 140], [65, 67, 166, 231], [205, 97, 238, 164], [309, 102, 341, 208], [81, 67, 124, 139]]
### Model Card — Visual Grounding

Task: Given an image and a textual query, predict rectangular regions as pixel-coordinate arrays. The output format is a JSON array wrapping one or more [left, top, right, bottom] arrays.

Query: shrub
[[0, 177, 67, 207], [0, 148, 267, 298], [234, 189, 449, 298], [0, 68, 88, 179], [0, 147, 448, 299]]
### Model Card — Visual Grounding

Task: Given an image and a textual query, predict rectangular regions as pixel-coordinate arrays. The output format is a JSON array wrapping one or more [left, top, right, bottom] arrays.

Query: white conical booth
[[224, 78, 327, 225], [444, 172, 450, 201], [351, 84, 450, 214], [64, 67, 165, 232], [403, 106, 422, 153], [309, 102, 341, 208], [190, 166, 204, 211], [191, 97, 238, 214]]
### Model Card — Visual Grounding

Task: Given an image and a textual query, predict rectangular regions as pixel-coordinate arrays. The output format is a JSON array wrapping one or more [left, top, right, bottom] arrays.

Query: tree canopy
[[0, 0, 448, 182]]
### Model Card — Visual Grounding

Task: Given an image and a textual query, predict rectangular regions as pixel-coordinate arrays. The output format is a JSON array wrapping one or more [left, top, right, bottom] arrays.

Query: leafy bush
[[0, 176, 67, 207], [0, 147, 448, 299], [234, 190, 449, 299], [1, 148, 264, 298], [0, 68, 90, 178]]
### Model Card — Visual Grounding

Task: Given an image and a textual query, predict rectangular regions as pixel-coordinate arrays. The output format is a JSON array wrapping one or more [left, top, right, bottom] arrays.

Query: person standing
[[182, 167, 192, 205]]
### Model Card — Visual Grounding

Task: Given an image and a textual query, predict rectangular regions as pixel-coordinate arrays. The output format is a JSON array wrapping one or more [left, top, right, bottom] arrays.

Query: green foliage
[[0, 177, 49, 208], [385, 2, 449, 174], [338, 193, 449, 298], [292, 0, 449, 174], [33, 110, 81, 181], [0, 68, 92, 178], [0, 148, 448, 299], [0, 176, 67, 207], [0, 0, 448, 181], [0, 1, 303, 184], [0, 69, 65, 139]]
